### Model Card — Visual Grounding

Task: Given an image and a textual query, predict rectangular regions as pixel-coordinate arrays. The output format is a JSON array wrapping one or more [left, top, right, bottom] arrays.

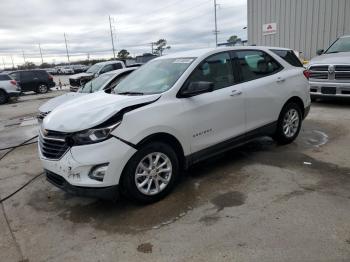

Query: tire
[[0, 90, 8, 105], [273, 102, 303, 145], [121, 142, 179, 203], [37, 84, 48, 94]]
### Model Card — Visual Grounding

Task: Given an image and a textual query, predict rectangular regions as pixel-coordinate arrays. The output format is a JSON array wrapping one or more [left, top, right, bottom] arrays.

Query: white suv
[[39, 47, 310, 203]]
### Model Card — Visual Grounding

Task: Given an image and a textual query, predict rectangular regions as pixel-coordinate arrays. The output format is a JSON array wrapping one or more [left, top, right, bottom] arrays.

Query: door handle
[[276, 77, 285, 83], [230, 90, 242, 97]]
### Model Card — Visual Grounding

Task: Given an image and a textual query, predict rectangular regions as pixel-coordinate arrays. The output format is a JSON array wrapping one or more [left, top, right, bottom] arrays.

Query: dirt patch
[[211, 191, 246, 211], [137, 242, 153, 253]]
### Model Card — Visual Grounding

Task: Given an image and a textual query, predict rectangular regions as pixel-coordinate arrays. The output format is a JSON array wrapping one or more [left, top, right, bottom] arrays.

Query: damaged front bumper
[[39, 137, 137, 199]]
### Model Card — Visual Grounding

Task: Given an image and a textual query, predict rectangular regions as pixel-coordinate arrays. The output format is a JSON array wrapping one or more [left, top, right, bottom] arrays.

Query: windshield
[[79, 73, 113, 93], [86, 63, 103, 74], [115, 58, 195, 95], [326, 37, 350, 54]]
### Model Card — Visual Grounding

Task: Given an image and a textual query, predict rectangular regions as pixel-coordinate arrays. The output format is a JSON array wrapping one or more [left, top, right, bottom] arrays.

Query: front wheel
[[121, 142, 179, 203], [273, 102, 303, 145]]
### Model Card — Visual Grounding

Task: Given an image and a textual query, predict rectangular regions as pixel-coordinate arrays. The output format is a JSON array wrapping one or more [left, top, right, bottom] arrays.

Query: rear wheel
[[37, 84, 48, 94], [273, 102, 302, 144], [0, 90, 8, 105], [121, 142, 179, 203]]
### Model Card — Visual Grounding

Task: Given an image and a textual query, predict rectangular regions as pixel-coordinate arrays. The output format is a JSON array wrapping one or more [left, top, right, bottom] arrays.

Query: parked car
[[39, 46, 310, 203], [69, 61, 126, 92], [45, 68, 59, 75], [0, 74, 21, 104], [9, 70, 55, 93], [71, 64, 87, 74], [308, 35, 350, 99], [38, 67, 138, 118]]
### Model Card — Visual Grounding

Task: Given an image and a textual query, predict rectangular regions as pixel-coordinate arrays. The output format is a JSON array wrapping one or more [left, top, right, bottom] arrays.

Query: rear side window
[[35, 71, 48, 78], [270, 49, 303, 67], [113, 63, 123, 70], [0, 74, 11, 80], [21, 71, 34, 81], [234, 50, 282, 82], [187, 52, 234, 91], [9, 72, 20, 81]]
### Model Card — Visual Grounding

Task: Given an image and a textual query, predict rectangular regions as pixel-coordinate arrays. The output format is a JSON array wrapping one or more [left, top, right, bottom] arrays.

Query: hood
[[43, 92, 160, 133], [39, 92, 86, 113], [69, 72, 93, 80], [309, 52, 350, 66]]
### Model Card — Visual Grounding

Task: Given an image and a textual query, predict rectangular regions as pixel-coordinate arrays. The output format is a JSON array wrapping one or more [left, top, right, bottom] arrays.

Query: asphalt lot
[[0, 90, 350, 261]]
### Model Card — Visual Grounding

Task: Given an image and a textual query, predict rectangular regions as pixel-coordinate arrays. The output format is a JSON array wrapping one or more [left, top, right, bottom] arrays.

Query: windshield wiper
[[117, 91, 144, 96], [326, 51, 340, 54]]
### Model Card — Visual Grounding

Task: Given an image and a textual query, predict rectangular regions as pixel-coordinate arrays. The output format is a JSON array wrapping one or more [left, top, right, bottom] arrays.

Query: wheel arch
[[135, 132, 186, 170], [282, 96, 305, 118]]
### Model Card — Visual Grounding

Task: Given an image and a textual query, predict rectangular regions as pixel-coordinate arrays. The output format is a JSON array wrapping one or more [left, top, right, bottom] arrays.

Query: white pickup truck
[[308, 35, 350, 99], [69, 60, 126, 92]]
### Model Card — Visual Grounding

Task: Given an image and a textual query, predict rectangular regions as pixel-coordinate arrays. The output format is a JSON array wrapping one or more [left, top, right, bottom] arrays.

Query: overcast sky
[[0, 0, 247, 67]]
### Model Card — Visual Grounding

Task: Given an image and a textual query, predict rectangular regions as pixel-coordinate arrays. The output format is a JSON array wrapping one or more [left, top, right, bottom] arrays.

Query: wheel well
[[136, 133, 186, 170], [284, 96, 305, 117]]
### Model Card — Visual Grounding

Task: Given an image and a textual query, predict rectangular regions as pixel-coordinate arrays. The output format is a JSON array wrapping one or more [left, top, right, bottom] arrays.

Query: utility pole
[[2, 58, 5, 70], [22, 50, 26, 64], [109, 15, 116, 59], [39, 43, 44, 65], [64, 33, 70, 64], [150, 42, 155, 54], [214, 0, 219, 47], [10, 55, 15, 69]]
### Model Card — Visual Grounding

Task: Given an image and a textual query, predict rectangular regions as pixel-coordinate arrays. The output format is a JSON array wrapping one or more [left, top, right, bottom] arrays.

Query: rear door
[[20, 71, 38, 91], [232, 49, 285, 132]]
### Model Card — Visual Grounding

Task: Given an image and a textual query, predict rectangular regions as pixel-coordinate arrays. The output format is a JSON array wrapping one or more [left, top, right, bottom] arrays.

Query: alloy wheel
[[282, 108, 300, 138], [134, 152, 172, 196]]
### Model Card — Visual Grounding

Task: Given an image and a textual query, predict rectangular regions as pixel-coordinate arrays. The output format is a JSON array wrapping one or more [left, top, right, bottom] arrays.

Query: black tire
[[0, 90, 8, 105], [273, 102, 303, 145], [36, 84, 48, 94], [121, 142, 179, 204]]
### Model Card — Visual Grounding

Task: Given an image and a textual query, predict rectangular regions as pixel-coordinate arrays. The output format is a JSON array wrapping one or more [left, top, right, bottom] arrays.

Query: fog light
[[89, 164, 108, 182]]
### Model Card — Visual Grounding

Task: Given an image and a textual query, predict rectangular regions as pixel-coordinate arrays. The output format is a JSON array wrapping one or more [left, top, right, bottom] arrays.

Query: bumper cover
[[8, 91, 21, 98], [310, 81, 350, 98], [45, 170, 119, 200]]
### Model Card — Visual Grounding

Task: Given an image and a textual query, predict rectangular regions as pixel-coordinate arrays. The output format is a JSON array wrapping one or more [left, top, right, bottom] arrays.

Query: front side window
[[235, 50, 282, 82], [21, 71, 34, 81], [187, 52, 234, 91], [325, 37, 350, 54], [9, 72, 20, 81], [100, 64, 114, 74], [115, 58, 194, 95], [86, 64, 103, 74], [79, 73, 113, 93]]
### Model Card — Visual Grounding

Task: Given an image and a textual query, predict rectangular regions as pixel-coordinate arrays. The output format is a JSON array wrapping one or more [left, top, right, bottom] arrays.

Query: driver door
[[180, 52, 245, 157]]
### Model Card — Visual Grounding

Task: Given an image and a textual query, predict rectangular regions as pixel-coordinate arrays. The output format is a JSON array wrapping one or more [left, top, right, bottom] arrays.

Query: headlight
[[71, 122, 120, 145]]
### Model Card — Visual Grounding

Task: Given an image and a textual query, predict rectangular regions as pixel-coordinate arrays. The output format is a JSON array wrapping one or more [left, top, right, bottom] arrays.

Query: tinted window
[[100, 64, 114, 74], [113, 63, 123, 70], [9, 72, 20, 81], [21, 71, 35, 81], [35, 70, 48, 78], [0, 74, 11, 81], [187, 52, 234, 91], [270, 49, 303, 67], [235, 50, 282, 82]]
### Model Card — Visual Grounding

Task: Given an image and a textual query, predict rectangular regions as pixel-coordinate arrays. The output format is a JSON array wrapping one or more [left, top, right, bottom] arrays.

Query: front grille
[[309, 65, 350, 80], [69, 78, 80, 87], [46, 170, 65, 187], [39, 129, 69, 160]]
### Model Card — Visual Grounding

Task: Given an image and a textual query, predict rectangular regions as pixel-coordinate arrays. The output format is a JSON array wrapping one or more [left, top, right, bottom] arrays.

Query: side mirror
[[316, 49, 324, 55], [180, 81, 214, 98]]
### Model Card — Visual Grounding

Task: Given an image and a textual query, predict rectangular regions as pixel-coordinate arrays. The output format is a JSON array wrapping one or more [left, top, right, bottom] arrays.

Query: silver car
[[0, 73, 21, 105]]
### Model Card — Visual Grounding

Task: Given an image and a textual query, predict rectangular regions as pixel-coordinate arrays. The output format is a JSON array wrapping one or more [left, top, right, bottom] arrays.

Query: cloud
[[0, 0, 247, 66]]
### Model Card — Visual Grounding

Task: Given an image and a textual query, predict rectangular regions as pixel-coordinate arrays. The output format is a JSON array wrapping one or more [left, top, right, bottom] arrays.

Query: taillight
[[48, 74, 53, 80], [10, 80, 17, 86], [303, 70, 310, 80]]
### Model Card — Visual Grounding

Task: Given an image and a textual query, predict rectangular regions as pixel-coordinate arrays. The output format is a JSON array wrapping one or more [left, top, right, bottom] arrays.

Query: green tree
[[18, 62, 36, 70], [227, 35, 242, 45], [154, 39, 171, 56], [39, 62, 51, 69], [117, 49, 130, 59]]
